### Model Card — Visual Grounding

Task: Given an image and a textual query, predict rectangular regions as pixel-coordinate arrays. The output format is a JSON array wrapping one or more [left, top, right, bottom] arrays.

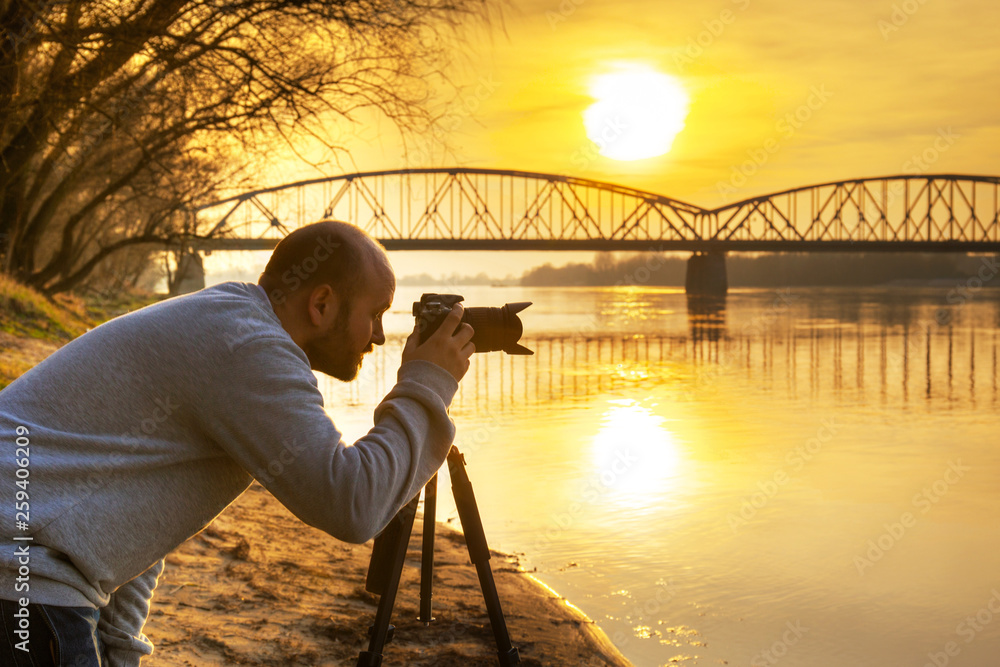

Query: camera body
[[412, 293, 465, 344], [412, 293, 532, 355]]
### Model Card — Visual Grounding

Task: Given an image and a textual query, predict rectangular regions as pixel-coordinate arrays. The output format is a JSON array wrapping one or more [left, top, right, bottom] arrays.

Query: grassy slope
[[0, 274, 167, 389]]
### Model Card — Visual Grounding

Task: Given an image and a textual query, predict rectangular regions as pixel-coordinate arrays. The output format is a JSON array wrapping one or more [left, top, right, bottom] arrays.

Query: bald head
[[258, 220, 392, 309], [258, 220, 395, 379]]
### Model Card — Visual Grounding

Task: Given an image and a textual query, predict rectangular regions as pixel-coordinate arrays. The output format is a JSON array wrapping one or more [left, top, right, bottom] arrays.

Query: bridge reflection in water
[[319, 302, 998, 414]]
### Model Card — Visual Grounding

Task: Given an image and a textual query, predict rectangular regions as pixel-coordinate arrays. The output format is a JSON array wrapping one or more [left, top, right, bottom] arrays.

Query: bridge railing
[[190, 170, 1000, 250], [710, 175, 1000, 247], [194, 168, 706, 248]]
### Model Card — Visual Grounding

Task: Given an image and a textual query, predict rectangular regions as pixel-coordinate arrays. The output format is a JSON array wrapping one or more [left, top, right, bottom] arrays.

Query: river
[[224, 276, 1000, 666]]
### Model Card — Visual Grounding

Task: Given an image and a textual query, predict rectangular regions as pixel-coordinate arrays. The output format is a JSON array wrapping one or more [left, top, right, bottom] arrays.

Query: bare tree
[[0, 0, 499, 294]]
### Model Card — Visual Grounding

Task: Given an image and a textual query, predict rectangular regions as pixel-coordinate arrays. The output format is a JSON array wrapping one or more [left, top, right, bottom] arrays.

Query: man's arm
[[196, 335, 460, 544], [98, 558, 165, 667]]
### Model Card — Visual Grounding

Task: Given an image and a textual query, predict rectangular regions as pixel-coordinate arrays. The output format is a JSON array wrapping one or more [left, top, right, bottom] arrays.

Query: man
[[0, 220, 474, 666]]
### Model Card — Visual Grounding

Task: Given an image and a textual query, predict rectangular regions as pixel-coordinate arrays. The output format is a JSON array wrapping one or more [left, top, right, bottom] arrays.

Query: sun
[[582, 64, 690, 161]]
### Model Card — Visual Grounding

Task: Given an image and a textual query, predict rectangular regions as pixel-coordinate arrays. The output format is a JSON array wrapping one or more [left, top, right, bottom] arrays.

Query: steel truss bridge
[[189, 169, 1000, 253]]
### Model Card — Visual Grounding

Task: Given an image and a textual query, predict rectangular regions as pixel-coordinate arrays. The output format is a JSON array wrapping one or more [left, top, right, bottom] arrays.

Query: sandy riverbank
[[142, 480, 632, 666]]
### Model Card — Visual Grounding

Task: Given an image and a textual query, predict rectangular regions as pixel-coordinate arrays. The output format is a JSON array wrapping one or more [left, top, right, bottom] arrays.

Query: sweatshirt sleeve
[[197, 337, 459, 544], [98, 558, 165, 667]]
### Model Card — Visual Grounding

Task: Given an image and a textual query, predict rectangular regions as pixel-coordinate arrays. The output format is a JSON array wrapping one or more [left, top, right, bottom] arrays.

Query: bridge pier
[[685, 251, 727, 296], [168, 247, 206, 296]]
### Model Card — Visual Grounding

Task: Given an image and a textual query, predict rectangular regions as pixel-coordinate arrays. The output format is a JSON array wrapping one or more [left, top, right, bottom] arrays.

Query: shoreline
[[0, 290, 632, 666], [143, 481, 632, 666]]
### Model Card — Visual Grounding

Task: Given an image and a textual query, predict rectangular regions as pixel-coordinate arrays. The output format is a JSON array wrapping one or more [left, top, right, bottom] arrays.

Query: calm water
[[308, 283, 1000, 667]]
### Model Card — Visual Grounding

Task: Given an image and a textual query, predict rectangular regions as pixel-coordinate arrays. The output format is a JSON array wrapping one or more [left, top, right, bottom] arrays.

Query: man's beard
[[305, 308, 370, 382]]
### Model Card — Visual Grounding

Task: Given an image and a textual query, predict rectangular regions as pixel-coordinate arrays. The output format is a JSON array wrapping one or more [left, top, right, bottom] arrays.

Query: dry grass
[[0, 272, 83, 340], [0, 352, 36, 389], [0, 274, 167, 389]]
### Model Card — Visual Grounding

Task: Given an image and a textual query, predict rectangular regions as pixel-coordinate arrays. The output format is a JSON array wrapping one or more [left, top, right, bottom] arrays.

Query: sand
[[142, 482, 632, 666]]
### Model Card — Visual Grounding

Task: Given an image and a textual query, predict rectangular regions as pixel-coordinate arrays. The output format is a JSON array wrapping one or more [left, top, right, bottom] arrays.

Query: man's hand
[[402, 304, 475, 382]]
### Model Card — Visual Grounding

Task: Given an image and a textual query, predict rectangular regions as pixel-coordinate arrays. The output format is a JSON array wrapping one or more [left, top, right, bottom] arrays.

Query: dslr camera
[[412, 293, 532, 355]]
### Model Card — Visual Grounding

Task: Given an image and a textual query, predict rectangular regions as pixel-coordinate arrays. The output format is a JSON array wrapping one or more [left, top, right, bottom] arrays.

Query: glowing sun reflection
[[590, 399, 683, 510]]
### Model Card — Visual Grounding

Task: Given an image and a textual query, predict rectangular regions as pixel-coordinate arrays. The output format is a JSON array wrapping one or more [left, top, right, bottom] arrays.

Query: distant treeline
[[397, 272, 518, 286], [519, 252, 1000, 287]]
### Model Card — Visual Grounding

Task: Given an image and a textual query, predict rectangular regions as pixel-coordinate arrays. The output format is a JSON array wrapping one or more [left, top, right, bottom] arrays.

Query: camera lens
[[463, 303, 532, 355], [413, 294, 532, 355]]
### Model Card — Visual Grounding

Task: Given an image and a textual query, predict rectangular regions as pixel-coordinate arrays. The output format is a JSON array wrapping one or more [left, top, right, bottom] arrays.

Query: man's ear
[[305, 283, 341, 328]]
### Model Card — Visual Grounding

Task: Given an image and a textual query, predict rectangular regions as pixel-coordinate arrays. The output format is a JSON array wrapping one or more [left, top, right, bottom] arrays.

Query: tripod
[[356, 446, 521, 666]]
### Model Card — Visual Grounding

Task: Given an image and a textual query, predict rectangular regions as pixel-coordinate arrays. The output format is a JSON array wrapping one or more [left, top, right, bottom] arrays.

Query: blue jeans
[[1, 599, 108, 667]]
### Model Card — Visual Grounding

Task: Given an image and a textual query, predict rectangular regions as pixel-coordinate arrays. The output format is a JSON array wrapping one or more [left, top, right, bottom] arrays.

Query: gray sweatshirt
[[0, 281, 458, 666]]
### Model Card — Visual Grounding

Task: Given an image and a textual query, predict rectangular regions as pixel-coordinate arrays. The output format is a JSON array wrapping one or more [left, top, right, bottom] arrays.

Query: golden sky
[[211, 0, 1000, 282], [340, 0, 999, 206]]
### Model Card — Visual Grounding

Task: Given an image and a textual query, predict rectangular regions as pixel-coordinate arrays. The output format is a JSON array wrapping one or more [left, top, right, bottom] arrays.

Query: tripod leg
[[419, 473, 437, 624], [447, 447, 521, 666], [357, 494, 419, 667]]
